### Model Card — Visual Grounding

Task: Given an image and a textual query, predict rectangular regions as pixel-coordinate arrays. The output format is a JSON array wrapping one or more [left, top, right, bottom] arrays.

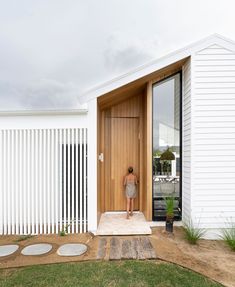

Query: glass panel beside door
[[152, 73, 181, 221]]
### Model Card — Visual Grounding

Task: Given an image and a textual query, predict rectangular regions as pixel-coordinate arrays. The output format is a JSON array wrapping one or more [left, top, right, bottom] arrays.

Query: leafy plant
[[164, 196, 174, 219], [59, 230, 66, 236], [59, 220, 74, 236], [183, 220, 206, 244], [221, 223, 235, 251]]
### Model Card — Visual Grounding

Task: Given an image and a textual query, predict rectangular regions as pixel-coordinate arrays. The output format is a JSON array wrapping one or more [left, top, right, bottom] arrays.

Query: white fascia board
[[0, 107, 88, 117], [79, 34, 235, 104]]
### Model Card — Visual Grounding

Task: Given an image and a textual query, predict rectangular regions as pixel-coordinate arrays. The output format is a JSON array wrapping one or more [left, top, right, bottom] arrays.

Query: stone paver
[[0, 245, 19, 257], [57, 243, 87, 257], [96, 212, 152, 235], [21, 244, 52, 256]]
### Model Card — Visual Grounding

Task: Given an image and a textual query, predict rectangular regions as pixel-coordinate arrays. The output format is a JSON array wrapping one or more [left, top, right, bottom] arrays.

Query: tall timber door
[[105, 117, 139, 211]]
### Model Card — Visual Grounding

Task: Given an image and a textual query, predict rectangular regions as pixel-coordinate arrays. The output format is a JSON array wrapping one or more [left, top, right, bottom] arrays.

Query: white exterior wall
[[87, 99, 97, 233], [0, 101, 98, 235], [182, 58, 192, 224], [191, 44, 235, 238]]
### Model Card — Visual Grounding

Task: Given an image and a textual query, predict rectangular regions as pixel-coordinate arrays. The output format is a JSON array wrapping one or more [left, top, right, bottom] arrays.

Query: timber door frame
[[104, 116, 140, 211], [98, 93, 145, 217]]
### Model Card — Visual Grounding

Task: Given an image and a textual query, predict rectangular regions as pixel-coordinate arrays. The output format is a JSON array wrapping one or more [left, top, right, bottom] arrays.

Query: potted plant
[[165, 196, 174, 232]]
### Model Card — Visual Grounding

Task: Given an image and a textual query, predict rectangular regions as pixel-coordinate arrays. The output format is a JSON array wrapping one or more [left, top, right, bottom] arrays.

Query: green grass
[[221, 225, 235, 251], [183, 221, 206, 245], [0, 261, 223, 287], [14, 235, 34, 242]]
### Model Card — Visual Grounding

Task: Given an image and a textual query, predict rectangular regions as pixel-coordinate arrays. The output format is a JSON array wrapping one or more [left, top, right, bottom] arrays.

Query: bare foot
[[130, 212, 133, 216], [126, 213, 130, 219]]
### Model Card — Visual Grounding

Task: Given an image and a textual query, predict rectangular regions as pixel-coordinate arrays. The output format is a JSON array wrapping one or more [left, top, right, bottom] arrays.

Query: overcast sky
[[0, 0, 235, 110]]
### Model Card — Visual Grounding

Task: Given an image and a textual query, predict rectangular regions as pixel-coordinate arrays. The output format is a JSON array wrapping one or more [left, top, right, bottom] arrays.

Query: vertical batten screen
[[0, 128, 88, 235]]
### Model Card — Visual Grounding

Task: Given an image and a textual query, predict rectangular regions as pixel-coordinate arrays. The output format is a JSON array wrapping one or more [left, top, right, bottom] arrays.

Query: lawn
[[0, 261, 223, 287]]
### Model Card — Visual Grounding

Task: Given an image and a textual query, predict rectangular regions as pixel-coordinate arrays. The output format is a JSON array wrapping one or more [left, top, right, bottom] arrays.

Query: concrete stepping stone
[[0, 245, 19, 257], [57, 243, 87, 257], [21, 244, 52, 256]]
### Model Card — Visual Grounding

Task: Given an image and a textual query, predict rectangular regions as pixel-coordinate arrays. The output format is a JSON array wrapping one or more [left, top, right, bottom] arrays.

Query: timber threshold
[[96, 212, 152, 235]]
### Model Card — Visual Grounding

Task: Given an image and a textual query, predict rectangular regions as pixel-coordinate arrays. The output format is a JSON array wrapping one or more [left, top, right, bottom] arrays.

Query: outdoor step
[[98, 236, 157, 260], [109, 237, 122, 260], [121, 240, 137, 259], [97, 238, 107, 260], [140, 237, 157, 259]]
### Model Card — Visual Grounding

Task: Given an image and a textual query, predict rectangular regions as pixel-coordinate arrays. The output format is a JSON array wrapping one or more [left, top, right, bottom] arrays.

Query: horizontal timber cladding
[[0, 128, 88, 235], [192, 43, 235, 228]]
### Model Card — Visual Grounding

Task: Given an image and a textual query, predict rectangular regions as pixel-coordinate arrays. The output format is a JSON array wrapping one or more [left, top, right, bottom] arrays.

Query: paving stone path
[[0, 245, 19, 257], [21, 244, 52, 256], [97, 236, 156, 260], [57, 244, 87, 257]]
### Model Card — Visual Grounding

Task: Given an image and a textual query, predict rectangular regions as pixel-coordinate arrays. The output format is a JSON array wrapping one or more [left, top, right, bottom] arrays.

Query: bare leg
[[126, 197, 130, 219], [130, 198, 134, 216]]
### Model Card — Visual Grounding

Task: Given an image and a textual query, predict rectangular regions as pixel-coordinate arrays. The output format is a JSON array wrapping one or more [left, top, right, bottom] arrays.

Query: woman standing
[[124, 167, 138, 219]]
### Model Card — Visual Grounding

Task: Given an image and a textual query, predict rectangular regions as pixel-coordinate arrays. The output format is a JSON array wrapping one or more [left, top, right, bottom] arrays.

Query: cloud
[[0, 79, 81, 110], [0, 81, 24, 109], [0, 0, 235, 110], [104, 32, 158, 73], [22, 79, 81, 109]]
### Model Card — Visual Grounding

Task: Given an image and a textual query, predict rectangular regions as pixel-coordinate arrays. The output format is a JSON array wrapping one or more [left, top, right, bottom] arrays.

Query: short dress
[[124, 175, 137, 198]]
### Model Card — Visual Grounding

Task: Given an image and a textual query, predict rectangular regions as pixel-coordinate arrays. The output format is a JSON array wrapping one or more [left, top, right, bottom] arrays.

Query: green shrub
[[183, 221, 206, 245], [221, 224, 235, 251], [59, 230, 66, 236], [164, 196, 174, 219]]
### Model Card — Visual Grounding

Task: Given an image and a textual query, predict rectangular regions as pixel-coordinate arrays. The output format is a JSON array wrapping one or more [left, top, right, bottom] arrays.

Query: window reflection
[[152, 73, 181, 220]]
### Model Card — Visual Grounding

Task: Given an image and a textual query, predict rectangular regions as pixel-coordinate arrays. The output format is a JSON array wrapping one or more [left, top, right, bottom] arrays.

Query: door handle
[[98, 153, 104, 162]]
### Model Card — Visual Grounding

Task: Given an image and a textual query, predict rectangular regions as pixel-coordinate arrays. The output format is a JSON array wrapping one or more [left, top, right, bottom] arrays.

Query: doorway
[[105, 117, 139, 211], [98, 93, 145, 215]]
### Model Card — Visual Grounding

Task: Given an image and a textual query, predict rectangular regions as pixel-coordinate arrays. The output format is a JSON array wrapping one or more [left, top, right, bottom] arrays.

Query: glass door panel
[[152, 73, 181, 220]]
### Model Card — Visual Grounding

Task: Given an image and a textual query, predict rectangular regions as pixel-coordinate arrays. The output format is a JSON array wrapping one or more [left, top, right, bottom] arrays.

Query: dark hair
[[128, 166, 133, 173]]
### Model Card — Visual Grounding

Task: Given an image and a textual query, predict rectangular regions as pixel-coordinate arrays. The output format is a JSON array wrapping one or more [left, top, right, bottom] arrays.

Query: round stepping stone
[[0, 245, 19, 257], [21, 244, 52, 256], [57, 243, 87, 257]]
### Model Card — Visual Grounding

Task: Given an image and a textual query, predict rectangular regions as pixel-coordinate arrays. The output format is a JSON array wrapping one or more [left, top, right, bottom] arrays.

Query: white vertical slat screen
[[0, 128, 88, 235]]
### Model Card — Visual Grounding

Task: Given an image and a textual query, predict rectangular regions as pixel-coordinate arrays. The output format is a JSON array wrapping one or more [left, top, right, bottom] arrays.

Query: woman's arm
[[135, 175, 138, 185], [123, 176, 127, 186]]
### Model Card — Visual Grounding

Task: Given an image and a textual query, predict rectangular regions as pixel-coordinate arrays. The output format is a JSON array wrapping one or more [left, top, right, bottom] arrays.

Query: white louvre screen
[[0, 128, 88, 235]]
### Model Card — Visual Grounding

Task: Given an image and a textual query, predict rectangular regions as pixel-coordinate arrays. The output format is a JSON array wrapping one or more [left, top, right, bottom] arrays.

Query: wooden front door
[[105, 117, 140, 211]]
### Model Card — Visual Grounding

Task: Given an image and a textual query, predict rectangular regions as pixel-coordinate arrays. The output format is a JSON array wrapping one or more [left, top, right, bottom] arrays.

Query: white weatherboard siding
[[0, 105, 98, 235], [191, 44, 235, 238], [182, 58, 191, 224]]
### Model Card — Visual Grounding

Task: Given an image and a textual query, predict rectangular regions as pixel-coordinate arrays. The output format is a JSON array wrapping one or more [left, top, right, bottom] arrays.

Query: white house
[[0, 34, 235, 239]]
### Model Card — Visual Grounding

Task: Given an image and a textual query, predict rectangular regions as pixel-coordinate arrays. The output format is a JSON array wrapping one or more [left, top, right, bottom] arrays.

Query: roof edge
[[79, 33, 235, 104], [0, 108, 88, 117]]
